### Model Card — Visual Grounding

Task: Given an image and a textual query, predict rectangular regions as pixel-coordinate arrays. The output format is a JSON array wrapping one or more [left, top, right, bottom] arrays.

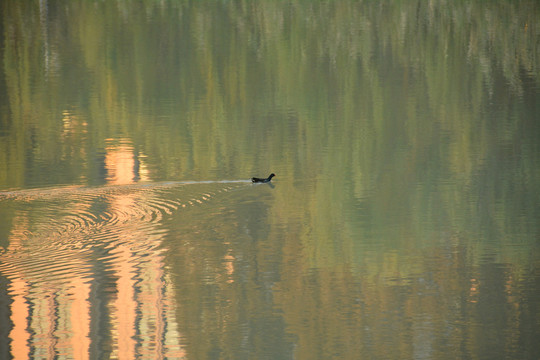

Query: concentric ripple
[[0, 180, 251, 280]]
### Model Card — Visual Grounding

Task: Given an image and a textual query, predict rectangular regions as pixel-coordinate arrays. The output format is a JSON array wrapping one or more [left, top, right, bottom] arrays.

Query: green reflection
[[1, 0, 539, 359]]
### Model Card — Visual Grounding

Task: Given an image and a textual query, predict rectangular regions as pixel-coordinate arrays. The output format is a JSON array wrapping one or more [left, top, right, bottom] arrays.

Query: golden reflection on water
[[105, 138, 149, 185], [0, 141, 187, 359], [1, 0, 538, 358], [1, 208, 185, 358]]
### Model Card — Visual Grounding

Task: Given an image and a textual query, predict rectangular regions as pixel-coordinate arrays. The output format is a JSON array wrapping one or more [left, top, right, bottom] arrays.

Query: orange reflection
[[469, 277, 480, 303], [70, 277, 91, 360], [1, 214, 92, 359], [0, 160, 185, 359], [223, 243, 236, 284], [9, 278, 30, 360], [104, 139, 149, 185], [110, 244, 137, 359]]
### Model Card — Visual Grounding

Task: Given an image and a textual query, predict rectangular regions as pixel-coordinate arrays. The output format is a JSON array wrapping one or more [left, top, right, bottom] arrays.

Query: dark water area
[[0, 1, 539, 359]]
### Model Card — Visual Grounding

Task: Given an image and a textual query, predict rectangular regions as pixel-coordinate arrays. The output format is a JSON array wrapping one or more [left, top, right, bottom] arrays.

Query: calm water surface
[[1, 1, 539, 359]]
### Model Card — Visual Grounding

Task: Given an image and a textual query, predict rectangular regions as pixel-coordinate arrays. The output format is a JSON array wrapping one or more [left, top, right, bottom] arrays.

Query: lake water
[[1, 1, 539, 359]]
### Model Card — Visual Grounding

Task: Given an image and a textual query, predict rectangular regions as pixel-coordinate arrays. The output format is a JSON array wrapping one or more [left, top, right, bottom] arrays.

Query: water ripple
[[0, 180, 250, 282]]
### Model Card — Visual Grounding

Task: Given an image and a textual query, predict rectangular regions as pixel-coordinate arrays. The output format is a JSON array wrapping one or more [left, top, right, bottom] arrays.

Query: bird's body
[[251, 173, 276, 183]]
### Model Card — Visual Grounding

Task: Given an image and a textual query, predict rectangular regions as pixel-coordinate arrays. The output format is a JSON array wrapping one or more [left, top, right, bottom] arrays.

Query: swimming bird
[[251, 173, 275, 183]]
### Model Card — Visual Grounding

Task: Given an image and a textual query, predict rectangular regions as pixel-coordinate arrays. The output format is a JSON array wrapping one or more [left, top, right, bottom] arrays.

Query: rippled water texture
[[1, 0, 539, 359], [0, 181, 253, 358]]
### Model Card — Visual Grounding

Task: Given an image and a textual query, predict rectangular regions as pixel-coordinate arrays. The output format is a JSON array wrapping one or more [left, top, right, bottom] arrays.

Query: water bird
[[251, 173, 275, 183]]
